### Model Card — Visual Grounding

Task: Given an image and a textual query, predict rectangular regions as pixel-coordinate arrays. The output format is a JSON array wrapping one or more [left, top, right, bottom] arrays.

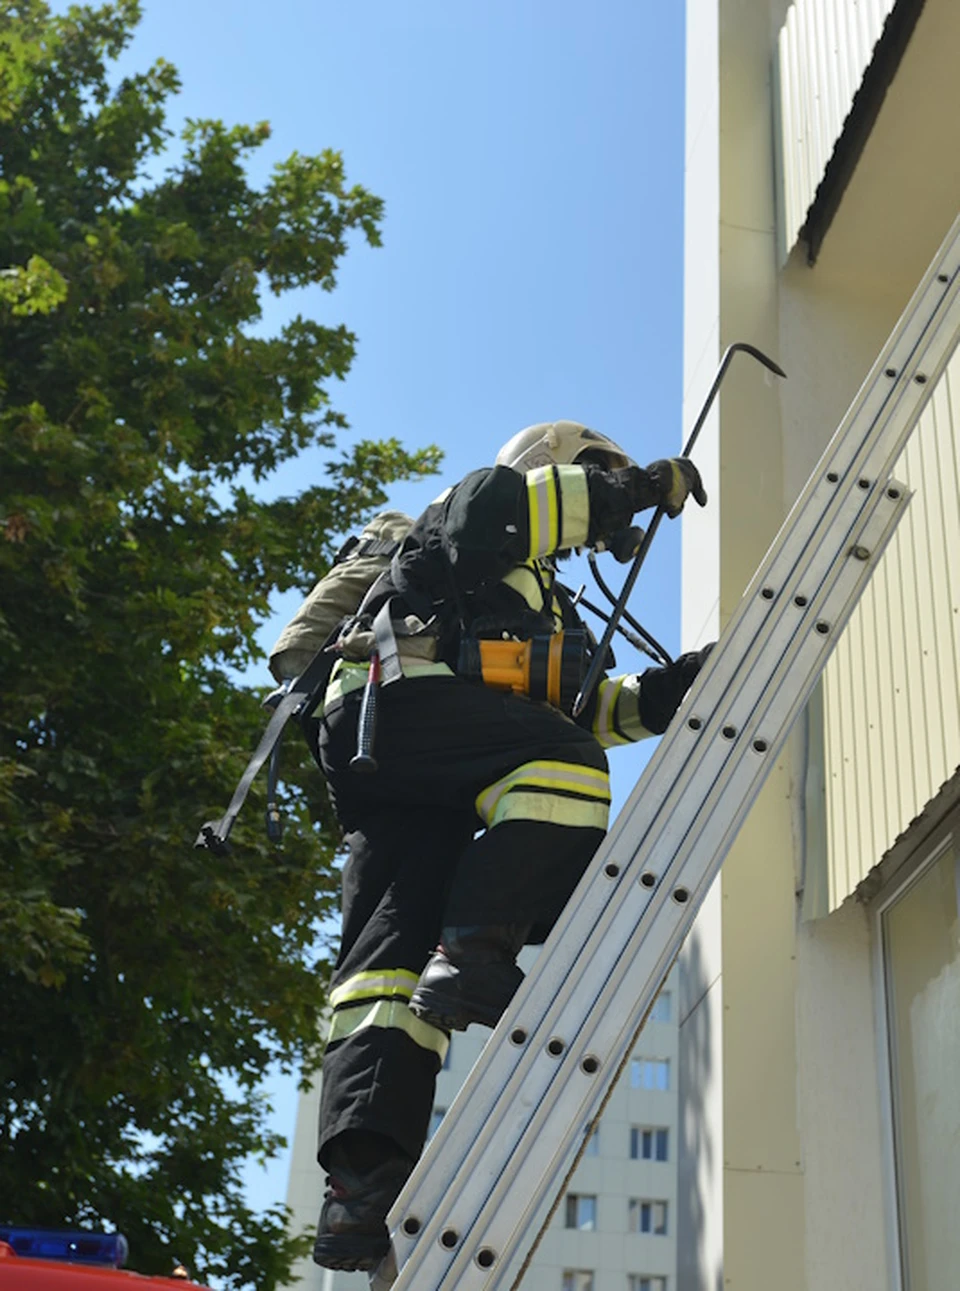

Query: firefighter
[[311, 421, 709, 1272]]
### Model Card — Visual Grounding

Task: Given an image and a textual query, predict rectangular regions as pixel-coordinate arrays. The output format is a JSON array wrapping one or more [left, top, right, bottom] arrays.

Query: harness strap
[[373, 598, 404, 686], [194, 645, 335, 855]]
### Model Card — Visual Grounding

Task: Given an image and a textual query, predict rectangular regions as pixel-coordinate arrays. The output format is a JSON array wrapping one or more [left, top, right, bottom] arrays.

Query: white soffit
[[777, 0, 898, 260]]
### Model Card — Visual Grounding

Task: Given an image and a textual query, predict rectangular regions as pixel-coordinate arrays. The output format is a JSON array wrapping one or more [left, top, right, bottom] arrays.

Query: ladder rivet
[[794, 595, 807, 607], [858, 478, 871, 490], [884, 368, 897, 378], [815, 621, 830, 635], [688, 717, 702, 731], [914, 373, 928, 385], [761, 586, 775, 600], [826, 471, 839, 483], [673, 887, 690, 904], [640, 872, 657, 889], [938, 273, 949, 283], [722, 725, 737, 739], [581, 1055, 600, 1074], [887, 487, 901, 500], [476, 1249, 497, 1269], [604, 862, 620, 878], [752, 739, 768, 753], [402, 1217, 421, 1236], [440, 1229, 459, 1249], [852, 544, 871, 560], [547, 1038, 565, 1057], [510, 1028, 527, 1046]]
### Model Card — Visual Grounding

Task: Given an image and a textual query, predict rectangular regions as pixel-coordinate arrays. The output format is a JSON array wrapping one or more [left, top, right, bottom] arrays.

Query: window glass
[[629, 1126, 669, 1161], [562, 1271, 594, 1291], [882, 838, 960, 1289], [565, 1194, 597, 1231], [627, 1278, 667, 1291], [628, 1199, 668, 1235], [629, 1058, 670, 1090], [649, 990, 671, 1022]]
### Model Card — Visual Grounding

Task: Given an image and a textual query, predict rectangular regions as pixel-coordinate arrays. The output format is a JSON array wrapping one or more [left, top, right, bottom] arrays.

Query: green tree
[[0, 3, 439, 1285]]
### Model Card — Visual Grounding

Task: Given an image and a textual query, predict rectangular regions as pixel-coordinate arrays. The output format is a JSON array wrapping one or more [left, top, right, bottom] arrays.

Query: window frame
[[869, 810, 958, 1291], [628, 1197, 669, 1236], [629, 1125, 669, 1162], [565, 1192, 598, 1232]]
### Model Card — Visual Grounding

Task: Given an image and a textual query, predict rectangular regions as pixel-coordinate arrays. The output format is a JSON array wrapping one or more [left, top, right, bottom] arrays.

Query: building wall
[[821, 348, 960, 908], [775, 0, 898, 261], [681, 0, 960, 1288]]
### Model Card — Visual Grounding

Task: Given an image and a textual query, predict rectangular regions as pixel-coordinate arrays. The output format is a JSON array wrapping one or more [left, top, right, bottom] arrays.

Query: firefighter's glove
[[637, 643, 715, 734], [646, 457, 707, 519]]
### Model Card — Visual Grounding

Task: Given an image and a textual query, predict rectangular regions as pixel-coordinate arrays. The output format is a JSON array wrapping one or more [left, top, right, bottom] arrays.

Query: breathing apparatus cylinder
[[457, 630, 590, 715]]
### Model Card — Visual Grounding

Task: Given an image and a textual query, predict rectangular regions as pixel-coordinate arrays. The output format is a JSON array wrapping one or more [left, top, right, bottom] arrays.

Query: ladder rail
[[385, 210, 960, 1290], [391, 476, 908, 1291]]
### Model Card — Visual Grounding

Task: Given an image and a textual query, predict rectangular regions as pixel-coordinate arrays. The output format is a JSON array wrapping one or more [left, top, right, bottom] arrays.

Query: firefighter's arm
[[441, 459, 707, 589], [580, 646, 714, 748]]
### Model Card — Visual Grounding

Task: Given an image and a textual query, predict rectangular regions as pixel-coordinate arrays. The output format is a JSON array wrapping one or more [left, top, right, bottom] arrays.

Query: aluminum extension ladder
[[375, 212, 960, 1291]]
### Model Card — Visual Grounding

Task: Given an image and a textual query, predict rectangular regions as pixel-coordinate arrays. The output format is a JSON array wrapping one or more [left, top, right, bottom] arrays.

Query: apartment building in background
[[679, 1, 960, 1288], [284, 963, 681, 1291]]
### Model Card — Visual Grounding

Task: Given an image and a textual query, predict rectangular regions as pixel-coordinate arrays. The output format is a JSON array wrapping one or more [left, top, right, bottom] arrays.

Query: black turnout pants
[[316, 673, 609, 1168]]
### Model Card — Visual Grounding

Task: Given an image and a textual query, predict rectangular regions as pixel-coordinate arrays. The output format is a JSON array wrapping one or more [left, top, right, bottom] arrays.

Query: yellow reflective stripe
[[323, 658, 454, 710], [326, 999, 449, 1061], [594, 676, 632, 749], [476, 759, 610, 825], [330, 968, 420, 1009], [502, 561, 544, 612], [556, 465, 590, 548], [607, 673, 654, 743], [485, 789, 610, 830], [324, 659, 370, 707], [526, 466, 560, 557]]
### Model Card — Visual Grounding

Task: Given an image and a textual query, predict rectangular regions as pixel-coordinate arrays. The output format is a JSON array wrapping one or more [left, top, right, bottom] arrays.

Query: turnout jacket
[[341, 461, 705, 747]]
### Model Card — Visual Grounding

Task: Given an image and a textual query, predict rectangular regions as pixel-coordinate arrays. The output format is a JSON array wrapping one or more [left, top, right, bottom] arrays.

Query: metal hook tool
[[571, 342, 786, 718]]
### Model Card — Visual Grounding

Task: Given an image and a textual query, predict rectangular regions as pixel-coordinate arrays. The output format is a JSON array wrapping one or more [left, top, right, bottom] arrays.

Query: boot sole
[[409, 987, 504, 1031], [313, 1232, 390, 1272]]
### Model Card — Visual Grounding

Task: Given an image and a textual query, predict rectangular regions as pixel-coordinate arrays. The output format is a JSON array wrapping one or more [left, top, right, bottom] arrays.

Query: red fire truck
[[0, 1231, 208, 1291]]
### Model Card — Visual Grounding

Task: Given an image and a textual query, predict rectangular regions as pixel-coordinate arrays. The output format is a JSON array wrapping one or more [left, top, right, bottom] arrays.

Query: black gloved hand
[[637, 642, 716, 734], [645, 457, 708, 519], [677, 641, 714, 685]]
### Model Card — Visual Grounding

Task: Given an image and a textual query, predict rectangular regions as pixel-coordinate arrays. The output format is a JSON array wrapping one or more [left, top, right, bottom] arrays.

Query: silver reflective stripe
[[484, 790, 610, 831], [593, 676, 630, 748], [556, 466, 590, 549], [476, 759, 611, 828], [327, 998, 449, 1062], [593, 675, 651, 748], [526, 467, 558, 557], [501, 562, 544, 612], [323, 658, 454, 712], [330, 968, 420, 1009]]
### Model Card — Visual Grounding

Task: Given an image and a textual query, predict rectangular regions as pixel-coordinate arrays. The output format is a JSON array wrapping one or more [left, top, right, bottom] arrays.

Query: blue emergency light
[[0, 1230, 128, 1268]]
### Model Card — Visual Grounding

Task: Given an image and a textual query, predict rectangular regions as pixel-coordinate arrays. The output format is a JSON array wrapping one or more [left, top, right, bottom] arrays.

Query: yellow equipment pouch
[[457, 630, 589, 716]]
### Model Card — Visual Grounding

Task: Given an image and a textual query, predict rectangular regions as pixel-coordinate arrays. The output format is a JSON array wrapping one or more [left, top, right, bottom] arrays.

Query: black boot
[[313, 1131, 413, 1272], [409, 925, 529, 1031]]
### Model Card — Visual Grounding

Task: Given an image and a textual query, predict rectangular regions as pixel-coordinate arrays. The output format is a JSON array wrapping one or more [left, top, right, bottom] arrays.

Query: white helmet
[[496, 420, 634, 474]]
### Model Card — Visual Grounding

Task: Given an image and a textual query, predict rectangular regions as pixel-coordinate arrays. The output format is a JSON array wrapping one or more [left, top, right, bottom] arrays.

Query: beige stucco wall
[[681, 0, 960, 1287]]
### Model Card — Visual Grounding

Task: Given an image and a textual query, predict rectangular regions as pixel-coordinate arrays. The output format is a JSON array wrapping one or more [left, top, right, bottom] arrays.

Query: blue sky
[[76, 0, 687, 1220]]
